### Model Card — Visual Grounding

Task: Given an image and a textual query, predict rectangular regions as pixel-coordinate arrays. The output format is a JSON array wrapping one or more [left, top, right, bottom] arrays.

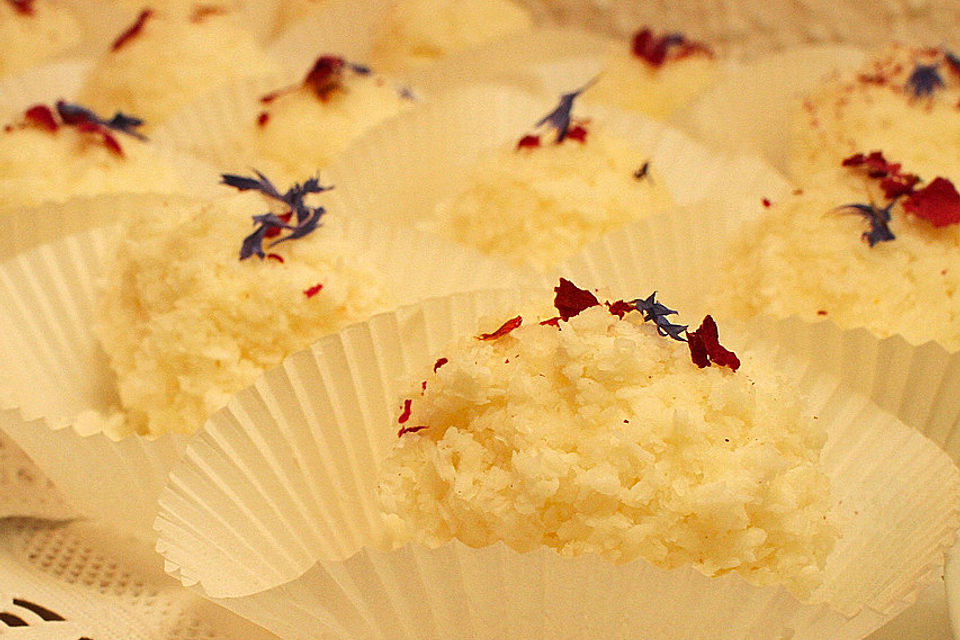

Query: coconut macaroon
[[248, 56, 413, 185], [92, 174, 394, 438], [586, 27, 718, 119], [788, 43, 960, 180], [378, 280, 838, 600], [428, 89, 672, 272], [711, 154, 960, 350], [0, 0, 81, 77], [0, 101, 186, 210], [76, 7, 277, 130], [368, 0, 533, 75]]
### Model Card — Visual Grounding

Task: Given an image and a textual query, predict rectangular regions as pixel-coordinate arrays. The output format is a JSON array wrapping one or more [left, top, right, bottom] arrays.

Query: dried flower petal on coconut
[[515, 80, 595, 149], [433, 87, 673, 272], [92, 180, 394, 438], [586, 26, 716, 118], [379, 279, 832, 599], [790, 44, 960, 180], [839, 150, 960, 245], [6, 101, 146, 157], [220, 170, 333, 260], [709, 148, 960, 349]]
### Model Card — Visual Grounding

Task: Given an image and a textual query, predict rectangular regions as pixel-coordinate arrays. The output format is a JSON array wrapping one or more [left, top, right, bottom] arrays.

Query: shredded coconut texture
[[369, 0, 533, 74], [378, 305, 837, 599], [788, 43, 960, 181], [429, 128, 673, 272], [711, 187, 960, 350], [94, 195, 394, 437]]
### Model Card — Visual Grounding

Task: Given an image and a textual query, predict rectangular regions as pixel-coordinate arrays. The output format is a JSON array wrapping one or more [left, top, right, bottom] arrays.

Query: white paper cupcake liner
[[150, 73, 295, 171], [0, 191, 539, 539], [325, 83, 791, 242], [673, 44, 867, 174], [154, 289, 959, 640]]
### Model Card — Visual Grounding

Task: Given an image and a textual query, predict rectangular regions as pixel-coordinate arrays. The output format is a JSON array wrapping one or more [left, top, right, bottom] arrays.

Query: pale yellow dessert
[[430, 123, 673, 272], [91, 186, 394, 437], [710, 170, 960, 350], [275, 0, 329, 31], [789, 43, 960, 180], [77, 8, 277, 130], [368, 0, 533, 75], [0, 0, 82, 77], [587, 27, 718, 119], [379, 286, 837, 599], [248, 57, 412, 184], [0, 103, 185, 209]]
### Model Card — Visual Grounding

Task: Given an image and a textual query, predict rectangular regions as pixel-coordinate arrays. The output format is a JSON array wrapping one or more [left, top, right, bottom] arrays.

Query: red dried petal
[[553, 278, 599, 321], [631, 27, 711, 68], [478, 315, 522, 341], [902, 177, 960, 227], [260, 90, 282, 104], [304, 55, 346, 101], [879, 173, 919, 199], [190, 4, 227, 22], [24, 105, 58, 132], [264, 211, 292, 239], [687, 329, 710, 368], [565, 125, 588, 143], [516, 134, 540, 150], [761, 198, 771, 208], [397, 398, 412, 424], [539, 316, 560, 327], [433, 357, 448, 372], [303, 282, 324, 298], [111, 9, 153, 52], [265, 253, 284, 263], [687, 315, 740, 371], [397, 424, 428, 438], [605, 300, 634, 318], [632, 28, 667, 67], [8, 0, 34, 15], [101, 131, 124, 157], [256, 111, 270, 127], [842, 150, 899, 178]]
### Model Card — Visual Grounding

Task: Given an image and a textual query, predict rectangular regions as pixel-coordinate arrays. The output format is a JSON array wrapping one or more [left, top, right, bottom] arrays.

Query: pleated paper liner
[[324, 83, 792, 245], [948, 549, 960, 639], [153, 288, 959, 640], [149, 73, 287, 173], [558, 200, 960, 461], [672, 44, 867, 175], [0, 192, 540, 539]]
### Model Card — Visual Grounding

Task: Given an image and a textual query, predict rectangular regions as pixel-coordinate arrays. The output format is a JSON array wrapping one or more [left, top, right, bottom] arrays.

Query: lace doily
[[0, 519, 279, 640]]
